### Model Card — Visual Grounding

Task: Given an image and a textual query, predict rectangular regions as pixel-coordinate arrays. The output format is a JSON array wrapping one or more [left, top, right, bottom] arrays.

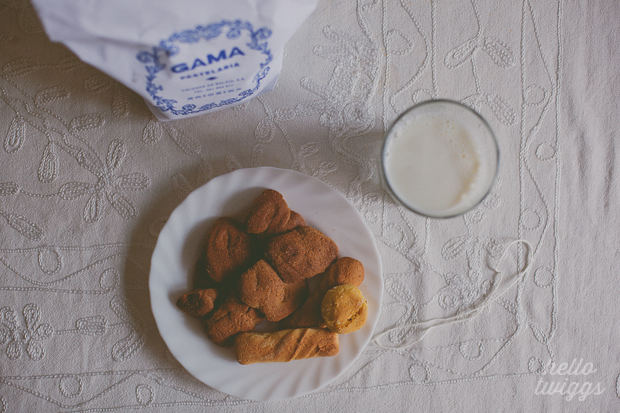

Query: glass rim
[[380, 99, 500, 219]]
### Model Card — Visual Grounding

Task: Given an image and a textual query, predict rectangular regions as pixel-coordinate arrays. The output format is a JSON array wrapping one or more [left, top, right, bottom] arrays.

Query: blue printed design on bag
[[136, 20, 272, 116]]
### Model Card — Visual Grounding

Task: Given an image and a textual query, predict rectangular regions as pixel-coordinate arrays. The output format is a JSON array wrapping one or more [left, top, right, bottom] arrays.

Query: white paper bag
[[31, 0, 318, 120]]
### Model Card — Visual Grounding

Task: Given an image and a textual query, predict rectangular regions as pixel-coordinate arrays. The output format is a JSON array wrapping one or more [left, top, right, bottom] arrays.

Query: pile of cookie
[[175, 189, 368, 365]]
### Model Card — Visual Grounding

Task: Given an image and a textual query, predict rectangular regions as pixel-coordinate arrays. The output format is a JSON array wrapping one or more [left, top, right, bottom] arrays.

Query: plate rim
[[149, 166, 383, 400]]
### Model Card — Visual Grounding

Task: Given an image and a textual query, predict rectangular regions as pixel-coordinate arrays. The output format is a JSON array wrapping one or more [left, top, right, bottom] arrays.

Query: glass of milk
[[381, 100, 499, 218]]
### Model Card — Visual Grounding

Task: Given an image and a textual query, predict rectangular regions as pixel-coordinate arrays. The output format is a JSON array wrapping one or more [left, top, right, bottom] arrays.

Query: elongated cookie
[[234, 328, 339, 364]]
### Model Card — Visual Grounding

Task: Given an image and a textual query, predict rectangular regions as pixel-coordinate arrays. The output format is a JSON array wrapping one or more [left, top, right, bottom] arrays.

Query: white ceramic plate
[[149, 167, 383, 401]]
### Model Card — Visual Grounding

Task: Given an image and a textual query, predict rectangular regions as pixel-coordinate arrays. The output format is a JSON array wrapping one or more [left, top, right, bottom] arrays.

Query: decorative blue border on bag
[[136, 20, 272, 116]]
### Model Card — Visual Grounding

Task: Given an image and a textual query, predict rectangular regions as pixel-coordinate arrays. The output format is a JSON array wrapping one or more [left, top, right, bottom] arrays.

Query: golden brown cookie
[[320, 257, 365, 288], [265, 226, 338, 283], [245, 189, 305, 236], [238, 260, 307, 322], [176, 288, 218, 317], [201, 217, 253, 284], [204, 294, 265, 347], [281, 257, 364, 328], [234, 328, 339, 364], [321, 284, 368, 334]]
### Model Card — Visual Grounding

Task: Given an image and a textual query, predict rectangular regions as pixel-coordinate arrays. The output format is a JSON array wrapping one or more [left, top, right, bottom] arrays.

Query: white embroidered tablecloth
[[1, 0, 618, 411]]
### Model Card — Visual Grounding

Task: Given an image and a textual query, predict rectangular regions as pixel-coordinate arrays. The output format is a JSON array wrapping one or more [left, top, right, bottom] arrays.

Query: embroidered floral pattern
[[0, 304, 53, 361], [58, 140, 151, 222]]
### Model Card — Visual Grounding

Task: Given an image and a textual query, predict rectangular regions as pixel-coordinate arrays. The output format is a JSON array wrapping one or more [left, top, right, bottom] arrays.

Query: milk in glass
[[382, 101, 497, 218]]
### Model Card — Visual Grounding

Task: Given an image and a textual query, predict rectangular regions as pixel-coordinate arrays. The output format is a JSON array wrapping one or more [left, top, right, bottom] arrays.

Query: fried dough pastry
[[176, 288, 218, 317], [281, 257, 364, 328], [321, 284, 368, 334], [204, 294, 265, 347], [265, 226, 338, 283], [201, 217, 253, 284], [245, 189, 305, 236], [234, 328, 339, 365], [238, 260, 307, 322]]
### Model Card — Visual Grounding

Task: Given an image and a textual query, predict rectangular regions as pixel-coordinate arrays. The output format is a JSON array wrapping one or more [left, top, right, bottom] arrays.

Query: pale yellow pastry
[[321, 284, 368, 334]]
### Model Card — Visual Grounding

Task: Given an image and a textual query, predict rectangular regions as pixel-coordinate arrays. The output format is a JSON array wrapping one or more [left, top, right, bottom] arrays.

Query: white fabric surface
[[0, 0, 618, 411]]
